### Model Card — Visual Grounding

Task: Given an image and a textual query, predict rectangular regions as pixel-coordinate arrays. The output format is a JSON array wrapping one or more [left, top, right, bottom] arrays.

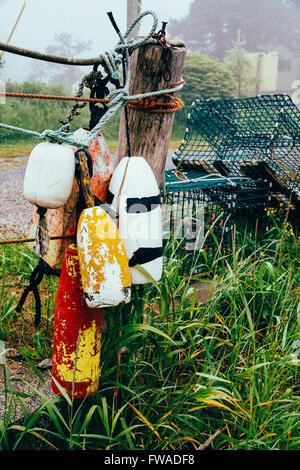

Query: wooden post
[[127, 0, 140, 39], [0, 340, 6, 381], [117, 40, 186, 187]]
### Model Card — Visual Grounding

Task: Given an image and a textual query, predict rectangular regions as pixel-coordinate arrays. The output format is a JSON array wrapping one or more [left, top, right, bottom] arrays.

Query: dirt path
[[0, 165, 33, 238]]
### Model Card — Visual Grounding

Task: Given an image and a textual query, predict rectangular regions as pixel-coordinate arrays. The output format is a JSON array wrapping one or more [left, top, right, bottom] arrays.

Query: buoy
[[23, 142, 75, 209], [51, 244, 103, 399], [76, 206, 131, 308], [107, 157, 163, 284], [72, 128, 116, 201], [26, 128, 115, 269]]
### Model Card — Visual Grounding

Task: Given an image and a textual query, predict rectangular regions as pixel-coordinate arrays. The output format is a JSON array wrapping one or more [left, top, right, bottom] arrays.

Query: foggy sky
[[0, 0, 193, 82]]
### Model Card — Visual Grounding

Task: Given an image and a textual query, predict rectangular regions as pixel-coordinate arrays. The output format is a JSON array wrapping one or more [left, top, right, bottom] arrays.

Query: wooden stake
[[117, 40, 186, 187], [0, 341, 6, 381], [127, 0, 140, 39]]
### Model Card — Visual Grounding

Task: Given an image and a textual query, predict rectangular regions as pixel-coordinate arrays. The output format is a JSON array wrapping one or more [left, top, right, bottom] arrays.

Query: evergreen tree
[[224, 31, 256, 97]]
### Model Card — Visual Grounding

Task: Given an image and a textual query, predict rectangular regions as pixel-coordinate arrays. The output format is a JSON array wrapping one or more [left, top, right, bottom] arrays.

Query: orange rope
[[0, 235, 74, 245], [0, 81, 184, 113], [175, 170, 189, 182], [128, 81, 185, 114], [0, 92, 110, 104]]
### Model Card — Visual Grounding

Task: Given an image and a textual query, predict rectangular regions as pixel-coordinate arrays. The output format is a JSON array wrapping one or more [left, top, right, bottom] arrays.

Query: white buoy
[[23, 142, 75, 209], [107, 156, 163, 284]]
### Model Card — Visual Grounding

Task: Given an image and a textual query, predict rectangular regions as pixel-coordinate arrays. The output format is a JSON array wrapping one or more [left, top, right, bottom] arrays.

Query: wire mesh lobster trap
[[172, 94, 300, 210], [161, 169, 272, 274]]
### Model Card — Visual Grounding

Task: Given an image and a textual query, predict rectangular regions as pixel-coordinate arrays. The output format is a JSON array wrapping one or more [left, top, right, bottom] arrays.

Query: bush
[[172, 52, 237, 139]]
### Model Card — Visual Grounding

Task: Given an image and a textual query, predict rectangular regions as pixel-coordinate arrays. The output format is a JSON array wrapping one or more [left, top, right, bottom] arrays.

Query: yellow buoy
[[77, 206, 131, 308]]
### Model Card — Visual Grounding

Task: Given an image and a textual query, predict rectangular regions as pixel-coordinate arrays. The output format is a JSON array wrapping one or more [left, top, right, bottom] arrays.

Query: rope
[[0, 11, 163, 66], [165, 172, 238, 187], [128, 81, 184, 114], [0, 235, 73, 245], [0, 10, 185, 148], [84, 81, 184, 145], [15, 258, 60, 327], [0, 92, 110, 103], [0, 122, 88, 148], [1, 82, 184, 112], [0, 37, 185, 66]]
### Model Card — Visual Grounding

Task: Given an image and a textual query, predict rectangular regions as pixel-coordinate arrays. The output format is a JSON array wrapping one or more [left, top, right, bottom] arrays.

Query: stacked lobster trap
[[172, 94, 300, 211], [161, 169, 272, 274], [164, 93, 300, 273]]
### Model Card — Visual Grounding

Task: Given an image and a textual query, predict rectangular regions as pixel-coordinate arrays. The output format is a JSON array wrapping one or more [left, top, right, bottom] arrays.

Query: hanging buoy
[[76, 206, 131, 308], [23, 142, 75, 209], [107, 157, 163, 284], [72, 128, 116, 201], [51, 244, 103, 399], [26, 128, 114, 270], [23, 142, 75, 258]]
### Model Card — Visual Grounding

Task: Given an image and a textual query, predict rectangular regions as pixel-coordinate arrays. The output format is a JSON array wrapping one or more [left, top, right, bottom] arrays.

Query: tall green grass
[[0, 215, 299, 450]]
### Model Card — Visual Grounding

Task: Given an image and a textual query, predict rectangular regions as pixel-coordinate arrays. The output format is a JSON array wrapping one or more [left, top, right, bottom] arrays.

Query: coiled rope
[[0, 10, 185, 148]]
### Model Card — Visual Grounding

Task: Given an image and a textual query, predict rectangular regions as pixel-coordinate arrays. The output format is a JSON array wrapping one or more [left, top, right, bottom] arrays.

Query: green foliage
[[172, 52, 237, 138]]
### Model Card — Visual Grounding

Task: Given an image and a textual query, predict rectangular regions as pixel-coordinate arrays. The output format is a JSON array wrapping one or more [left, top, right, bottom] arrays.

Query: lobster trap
[[161, 169, 272, 274], [172, 94, 300, 210]]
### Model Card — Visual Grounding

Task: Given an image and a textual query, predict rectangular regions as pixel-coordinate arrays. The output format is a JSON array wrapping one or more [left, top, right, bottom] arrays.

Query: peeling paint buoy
[[72, 128, 116, 202], [51, 244, 103, 399], [76, 205, 131, 308]]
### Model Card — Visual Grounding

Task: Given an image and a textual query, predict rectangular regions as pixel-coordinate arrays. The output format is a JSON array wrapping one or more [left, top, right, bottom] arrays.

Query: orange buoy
[[27, 180, 79, 270], [72, 127, 116, 201], [51, 244, 103, 399]]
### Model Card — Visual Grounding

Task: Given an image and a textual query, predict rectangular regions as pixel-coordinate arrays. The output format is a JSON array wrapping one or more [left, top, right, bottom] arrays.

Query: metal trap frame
[[161, 170, 272, 274], [172, 94, 300, 210]]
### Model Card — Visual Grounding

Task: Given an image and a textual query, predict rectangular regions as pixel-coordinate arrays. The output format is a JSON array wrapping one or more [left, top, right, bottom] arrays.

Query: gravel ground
[[0, 165, 33, 238], [0, 354, 55, 424]]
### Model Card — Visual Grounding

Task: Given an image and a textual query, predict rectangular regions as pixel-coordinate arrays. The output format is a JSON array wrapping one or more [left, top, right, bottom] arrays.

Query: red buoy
[[51, 244, 103, 399]]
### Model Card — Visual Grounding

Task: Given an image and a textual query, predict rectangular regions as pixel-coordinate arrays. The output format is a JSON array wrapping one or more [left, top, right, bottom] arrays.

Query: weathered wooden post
[[0, 340, 5, 381], [127, 0, 140, 39], [117, 36, 186, 187]]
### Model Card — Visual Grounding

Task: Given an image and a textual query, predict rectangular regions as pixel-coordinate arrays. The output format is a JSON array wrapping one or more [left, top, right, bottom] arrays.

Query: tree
[[28, 33, 92, 87], [169, 0, 300, 60], [173, 52, 237, 132], [224, 31, 256, 97]]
